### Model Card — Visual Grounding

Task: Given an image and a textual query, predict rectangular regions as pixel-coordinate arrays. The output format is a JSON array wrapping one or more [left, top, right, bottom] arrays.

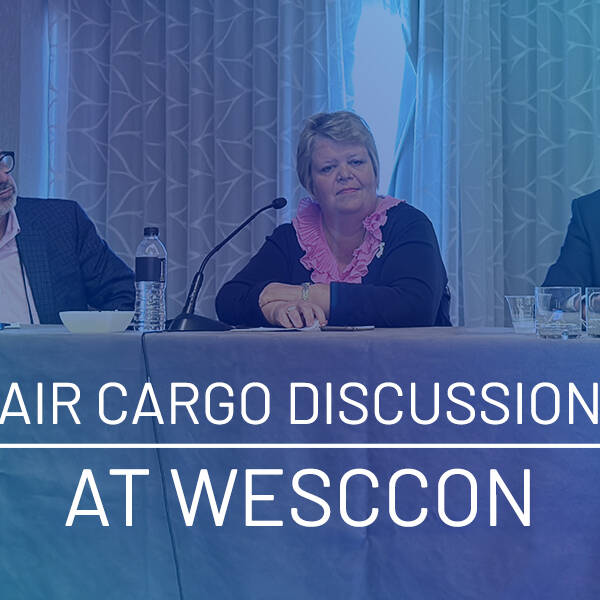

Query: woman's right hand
[[261, 300, 327, 329], [259, 282, 303, 307], [259, 282, 331, 319]]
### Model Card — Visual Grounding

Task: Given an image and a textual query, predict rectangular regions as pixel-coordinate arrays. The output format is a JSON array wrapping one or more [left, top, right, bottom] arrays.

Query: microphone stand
[[168, 198, 287, 331]]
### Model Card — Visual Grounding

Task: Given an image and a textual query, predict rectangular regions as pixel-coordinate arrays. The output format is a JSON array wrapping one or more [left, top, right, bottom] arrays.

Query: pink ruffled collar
[[292, 196, 403, 284]]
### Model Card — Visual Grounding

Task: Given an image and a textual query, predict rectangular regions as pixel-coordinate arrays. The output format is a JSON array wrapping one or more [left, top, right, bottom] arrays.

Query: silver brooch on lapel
[[376, 242, 385, 258]]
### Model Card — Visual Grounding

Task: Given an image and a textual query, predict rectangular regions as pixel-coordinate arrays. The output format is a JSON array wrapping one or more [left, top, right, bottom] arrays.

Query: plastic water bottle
[[132, 227, 167, 331]]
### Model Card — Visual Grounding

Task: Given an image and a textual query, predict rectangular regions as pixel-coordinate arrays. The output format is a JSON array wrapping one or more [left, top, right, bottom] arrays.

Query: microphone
[[271, 197, 286, 209], [169, 197, 287, 331]]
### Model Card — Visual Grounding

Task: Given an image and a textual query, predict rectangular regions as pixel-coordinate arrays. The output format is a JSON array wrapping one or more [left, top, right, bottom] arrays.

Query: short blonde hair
[[296, 111, 380, 194]]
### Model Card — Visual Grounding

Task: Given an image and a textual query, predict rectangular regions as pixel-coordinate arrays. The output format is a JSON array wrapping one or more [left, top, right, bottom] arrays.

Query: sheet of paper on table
[[229, 322, 375, 332], [229, 321, 322, 332]]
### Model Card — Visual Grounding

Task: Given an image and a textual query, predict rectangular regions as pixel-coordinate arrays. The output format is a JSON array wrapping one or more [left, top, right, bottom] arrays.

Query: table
[[0, 327, 179, 599], [1, 326, 599, 599]]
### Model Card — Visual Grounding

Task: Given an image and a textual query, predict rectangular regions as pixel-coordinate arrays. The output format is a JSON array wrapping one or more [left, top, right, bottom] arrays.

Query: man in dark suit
[[0, 150, 134, 324], [543, 189, 600, 287]]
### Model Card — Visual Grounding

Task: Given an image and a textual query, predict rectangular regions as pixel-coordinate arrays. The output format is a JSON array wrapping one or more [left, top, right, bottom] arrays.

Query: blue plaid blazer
[[15, 198, 135, 324]]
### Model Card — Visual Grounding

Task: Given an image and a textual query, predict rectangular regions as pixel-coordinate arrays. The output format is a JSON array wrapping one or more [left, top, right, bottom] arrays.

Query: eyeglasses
[[0, 151, 15, 174]]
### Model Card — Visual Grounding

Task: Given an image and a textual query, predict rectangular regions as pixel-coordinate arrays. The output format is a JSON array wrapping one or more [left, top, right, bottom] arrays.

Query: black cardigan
[[216, 202, 451, 328]]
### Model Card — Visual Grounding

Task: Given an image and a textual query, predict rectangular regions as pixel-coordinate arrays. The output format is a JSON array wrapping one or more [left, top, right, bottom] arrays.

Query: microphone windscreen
[[272, 197, 287, 209]]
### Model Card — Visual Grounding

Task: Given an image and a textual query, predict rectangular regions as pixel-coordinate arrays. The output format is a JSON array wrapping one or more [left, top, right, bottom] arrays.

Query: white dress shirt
[[0, 209, 40, 324]]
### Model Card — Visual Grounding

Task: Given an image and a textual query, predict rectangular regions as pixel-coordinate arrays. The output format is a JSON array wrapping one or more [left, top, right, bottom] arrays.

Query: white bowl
[[59, 311, 134, 334]]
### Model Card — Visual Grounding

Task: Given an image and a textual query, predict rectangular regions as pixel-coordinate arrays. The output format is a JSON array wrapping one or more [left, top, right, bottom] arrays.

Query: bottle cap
[[144, 226, 159, 237]]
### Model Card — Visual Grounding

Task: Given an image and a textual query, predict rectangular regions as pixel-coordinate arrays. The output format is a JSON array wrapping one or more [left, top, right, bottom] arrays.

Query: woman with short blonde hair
[[216, 111, 451, 328]]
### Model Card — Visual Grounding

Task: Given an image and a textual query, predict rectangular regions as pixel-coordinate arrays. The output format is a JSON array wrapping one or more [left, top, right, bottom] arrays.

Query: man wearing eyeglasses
[[0, 151, 134, 324], [0, 152, 17, 221]]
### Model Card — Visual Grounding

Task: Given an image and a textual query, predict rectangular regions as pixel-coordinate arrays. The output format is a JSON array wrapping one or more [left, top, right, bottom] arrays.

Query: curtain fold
[[27, 0, 360, 318]]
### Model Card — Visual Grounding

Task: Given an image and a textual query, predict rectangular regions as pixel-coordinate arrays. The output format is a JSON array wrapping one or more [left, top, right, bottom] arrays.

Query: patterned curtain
[[33, 0, 360, 318], [391, 0, 600, 326]]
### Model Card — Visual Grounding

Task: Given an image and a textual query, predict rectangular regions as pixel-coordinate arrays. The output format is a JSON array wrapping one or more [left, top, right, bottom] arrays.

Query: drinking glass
[[505, 296, 535, 334], [535, 286, 582, 339], [585, 287, 600, 337]]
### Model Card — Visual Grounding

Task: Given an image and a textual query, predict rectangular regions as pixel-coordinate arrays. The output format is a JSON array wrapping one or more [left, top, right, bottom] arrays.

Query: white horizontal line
[[0, 443, 598, 449]]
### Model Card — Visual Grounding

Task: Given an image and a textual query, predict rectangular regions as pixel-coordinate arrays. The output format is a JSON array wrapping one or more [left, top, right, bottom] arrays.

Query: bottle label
[[136, 257, 165, 282]]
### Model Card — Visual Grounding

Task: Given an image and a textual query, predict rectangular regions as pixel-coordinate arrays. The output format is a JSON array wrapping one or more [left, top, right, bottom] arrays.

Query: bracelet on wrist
[[301, 282, 311, 301]]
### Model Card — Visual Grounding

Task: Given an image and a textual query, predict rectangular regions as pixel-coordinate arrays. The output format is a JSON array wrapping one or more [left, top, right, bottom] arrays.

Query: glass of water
[[505, 296, 535, 334], [585, 287, 600, 337], [535, 286, 582, 339]]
